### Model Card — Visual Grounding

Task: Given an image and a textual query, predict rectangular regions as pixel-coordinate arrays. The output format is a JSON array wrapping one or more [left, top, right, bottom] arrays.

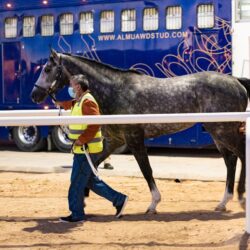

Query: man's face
[[70, 80, 81, 95]]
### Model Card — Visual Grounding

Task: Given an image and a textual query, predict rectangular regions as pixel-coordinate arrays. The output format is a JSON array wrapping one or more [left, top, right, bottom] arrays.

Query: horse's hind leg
[[237, 155, 246, 209], [204, 122, 245, 210], [124, 129, 161, 214], [214, 142, 237, 211]]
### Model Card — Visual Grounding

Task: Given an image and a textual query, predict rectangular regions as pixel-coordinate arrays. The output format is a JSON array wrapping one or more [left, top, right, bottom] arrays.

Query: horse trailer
[[0, 0, 249, 152]]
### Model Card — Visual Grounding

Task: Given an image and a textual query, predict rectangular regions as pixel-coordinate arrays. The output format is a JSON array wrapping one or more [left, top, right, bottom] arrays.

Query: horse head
[[31, 49, 70, 104]]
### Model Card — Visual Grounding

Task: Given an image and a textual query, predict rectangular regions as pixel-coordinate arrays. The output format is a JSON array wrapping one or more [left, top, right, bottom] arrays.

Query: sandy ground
[[0, 172, 249, 250]]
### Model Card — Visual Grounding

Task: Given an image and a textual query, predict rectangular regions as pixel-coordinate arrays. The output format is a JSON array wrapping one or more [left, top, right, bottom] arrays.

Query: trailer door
[[2, 42, 21, 105]]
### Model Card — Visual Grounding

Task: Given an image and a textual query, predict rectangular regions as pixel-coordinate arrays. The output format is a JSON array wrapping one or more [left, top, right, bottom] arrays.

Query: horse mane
[[62, 53, 142, 75]]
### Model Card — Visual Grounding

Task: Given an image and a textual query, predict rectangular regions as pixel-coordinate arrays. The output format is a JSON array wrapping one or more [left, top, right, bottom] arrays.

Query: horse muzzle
[[30, 87, 48, 104]]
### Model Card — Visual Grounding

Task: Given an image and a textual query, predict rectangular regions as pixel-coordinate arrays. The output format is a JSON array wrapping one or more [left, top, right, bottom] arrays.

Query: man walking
[[56, 74, 128, 223]]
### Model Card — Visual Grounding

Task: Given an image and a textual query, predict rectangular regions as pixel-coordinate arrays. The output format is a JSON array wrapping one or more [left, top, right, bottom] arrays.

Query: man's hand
[[55, 101, 62, 109], [74, 139, 83, 146]]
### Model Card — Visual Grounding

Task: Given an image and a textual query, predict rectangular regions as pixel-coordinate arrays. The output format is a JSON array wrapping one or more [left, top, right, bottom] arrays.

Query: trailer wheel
[[13, 126, 46, 152], [51, 126, 72, 152]]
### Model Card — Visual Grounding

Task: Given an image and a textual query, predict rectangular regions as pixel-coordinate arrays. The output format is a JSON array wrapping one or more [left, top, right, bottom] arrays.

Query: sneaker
[[115, 196, 128, 218], [104, 163, 114, 170], [59, 215, 85, 223]]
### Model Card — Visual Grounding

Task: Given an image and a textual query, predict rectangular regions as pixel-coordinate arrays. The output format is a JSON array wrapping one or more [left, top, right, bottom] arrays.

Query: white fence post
[[246, 117, 250, 233]]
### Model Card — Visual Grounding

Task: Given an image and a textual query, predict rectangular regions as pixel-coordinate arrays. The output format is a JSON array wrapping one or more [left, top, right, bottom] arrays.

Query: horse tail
[[237, 77, 250, 99]]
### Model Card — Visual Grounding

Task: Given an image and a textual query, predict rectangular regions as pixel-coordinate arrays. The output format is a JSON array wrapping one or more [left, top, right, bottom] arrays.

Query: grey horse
[[31, 49, 250, 213]]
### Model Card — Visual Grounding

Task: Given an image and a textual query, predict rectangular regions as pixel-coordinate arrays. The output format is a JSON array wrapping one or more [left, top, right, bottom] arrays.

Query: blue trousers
[[68, 153, 126, 219]]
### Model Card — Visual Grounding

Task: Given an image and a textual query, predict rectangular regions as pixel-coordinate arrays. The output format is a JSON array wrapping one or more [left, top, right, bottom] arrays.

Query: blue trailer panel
[[0, 0, 234, 151]]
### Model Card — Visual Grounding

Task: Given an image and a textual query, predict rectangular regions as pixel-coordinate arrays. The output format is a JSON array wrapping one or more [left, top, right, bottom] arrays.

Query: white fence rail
[[0, 109, 70, 117], [0, 110, 250, 126], [0, 109, 250, 233]]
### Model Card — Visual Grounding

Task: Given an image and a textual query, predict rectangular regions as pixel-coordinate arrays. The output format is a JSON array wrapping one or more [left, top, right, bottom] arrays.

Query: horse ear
[[50, 48, 59, 63]]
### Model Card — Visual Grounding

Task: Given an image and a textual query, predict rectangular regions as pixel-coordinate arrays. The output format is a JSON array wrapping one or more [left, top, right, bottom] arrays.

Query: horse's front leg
[[93, 136, 124, 167], [125, 129, 161, 214], [84, 136, 124, 197]]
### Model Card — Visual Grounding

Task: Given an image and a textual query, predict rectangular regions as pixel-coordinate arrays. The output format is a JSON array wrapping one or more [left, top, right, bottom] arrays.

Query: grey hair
[[70, 74, 89, 91]]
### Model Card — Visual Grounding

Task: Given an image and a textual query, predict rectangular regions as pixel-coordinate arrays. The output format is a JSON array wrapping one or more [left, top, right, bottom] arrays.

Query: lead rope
[[57, 104, 71, 135], [82, 144, 100, 179]]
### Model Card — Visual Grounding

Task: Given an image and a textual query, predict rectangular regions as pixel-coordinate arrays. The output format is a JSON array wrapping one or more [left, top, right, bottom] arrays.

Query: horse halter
[[34, 60, 65, 102]]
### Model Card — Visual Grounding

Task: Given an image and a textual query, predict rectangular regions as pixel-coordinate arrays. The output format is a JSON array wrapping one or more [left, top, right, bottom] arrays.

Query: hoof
[[146, 209, 157, 214], [215, 205, 226, 212], [239, 198, 246, 210]]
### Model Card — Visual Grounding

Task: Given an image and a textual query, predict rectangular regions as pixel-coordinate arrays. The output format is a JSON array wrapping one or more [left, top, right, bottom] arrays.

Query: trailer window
[[23, 16, 35, 37], [5, 17, 17, 38], [236, 0, 250, 21], [166, 6, 182, 30], [60, 13, 73, 35], [100, 10, 114, 33], [197, 4, 214, 28], [80, 12, 94, 34], [121, 9, 136, 32], [41, 15, 54, 36], [143, 8, 158, 31]]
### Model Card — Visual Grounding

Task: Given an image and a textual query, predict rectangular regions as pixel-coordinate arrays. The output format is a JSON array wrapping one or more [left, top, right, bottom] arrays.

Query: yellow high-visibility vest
[[68, 93, 103, 154]]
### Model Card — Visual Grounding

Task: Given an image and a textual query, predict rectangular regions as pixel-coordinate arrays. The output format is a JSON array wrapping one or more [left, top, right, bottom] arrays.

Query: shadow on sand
[[0, 210, 247, 249]]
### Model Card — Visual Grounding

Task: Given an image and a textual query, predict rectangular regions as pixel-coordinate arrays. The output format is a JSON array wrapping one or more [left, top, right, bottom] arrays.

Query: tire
[[51, 126, 72, 153], [113, 144, 129, 154], [12, 126, 46, 152]]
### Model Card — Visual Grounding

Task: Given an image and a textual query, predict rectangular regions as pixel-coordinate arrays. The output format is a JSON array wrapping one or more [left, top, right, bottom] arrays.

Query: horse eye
[[44, 67, 51, 73]]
